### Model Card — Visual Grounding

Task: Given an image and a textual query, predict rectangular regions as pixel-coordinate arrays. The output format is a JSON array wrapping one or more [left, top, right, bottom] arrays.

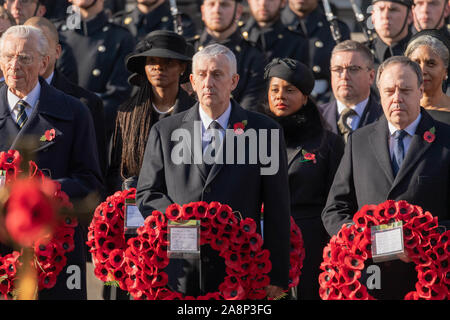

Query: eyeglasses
[[5, 0, 37, 5], [330, 65, 370, 76], [1, 54, 34, 65]]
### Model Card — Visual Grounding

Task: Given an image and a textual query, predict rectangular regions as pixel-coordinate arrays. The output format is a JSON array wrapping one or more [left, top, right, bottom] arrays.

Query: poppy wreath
[[318, 200, 450, 300], [0, 150, 77, 298], [88, 189, 305, 300]]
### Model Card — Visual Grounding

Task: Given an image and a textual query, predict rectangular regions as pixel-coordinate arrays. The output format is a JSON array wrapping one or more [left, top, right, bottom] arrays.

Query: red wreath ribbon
[[319, 200, 450, 300], [88, 190, 305, 300], [0, 150, 76, 299]]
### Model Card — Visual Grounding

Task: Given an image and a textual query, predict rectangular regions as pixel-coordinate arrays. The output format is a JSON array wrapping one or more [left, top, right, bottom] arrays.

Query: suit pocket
[[415, 175, 446, 203]]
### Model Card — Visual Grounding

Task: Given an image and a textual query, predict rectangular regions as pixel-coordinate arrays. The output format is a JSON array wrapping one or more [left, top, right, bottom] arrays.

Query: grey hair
[[404, 35, 449, 68], [376, 56, 423, 88], [192, 43, 237, 76], [0, 25, 49, 57], [331, 40, 375, 69]]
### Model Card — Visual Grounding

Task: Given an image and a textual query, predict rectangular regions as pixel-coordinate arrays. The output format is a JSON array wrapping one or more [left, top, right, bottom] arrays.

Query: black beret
[[264, 58, 315, 96], [372, 0, 413, 7]]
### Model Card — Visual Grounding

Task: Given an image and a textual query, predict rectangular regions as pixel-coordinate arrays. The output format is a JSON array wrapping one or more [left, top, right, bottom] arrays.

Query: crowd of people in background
[[0, 0, 448, 300]]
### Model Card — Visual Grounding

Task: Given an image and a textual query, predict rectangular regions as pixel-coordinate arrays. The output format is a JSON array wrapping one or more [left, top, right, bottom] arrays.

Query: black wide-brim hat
[[126, 30, 192, 76]]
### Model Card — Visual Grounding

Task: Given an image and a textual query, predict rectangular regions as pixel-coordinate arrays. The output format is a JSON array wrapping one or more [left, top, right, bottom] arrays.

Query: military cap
[[372, 0, 413, 7]]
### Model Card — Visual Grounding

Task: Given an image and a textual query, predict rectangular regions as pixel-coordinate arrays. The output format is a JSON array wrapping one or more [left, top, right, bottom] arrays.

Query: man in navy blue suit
[[0, 25, 103, 299], [318, 40, 382, 142]]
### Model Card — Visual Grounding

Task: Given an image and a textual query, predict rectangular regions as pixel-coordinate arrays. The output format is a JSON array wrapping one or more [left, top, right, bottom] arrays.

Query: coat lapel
[[8, 79, 72, 153], [180, 104, 208, 182], [391, 111, 435, 188], [369, 116, 395, 184], [0, 85, 19, 151], [204, 101, 248, 188]]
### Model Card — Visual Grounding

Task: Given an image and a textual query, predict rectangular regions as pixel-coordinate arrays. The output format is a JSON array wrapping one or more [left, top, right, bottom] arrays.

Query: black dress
[[270, 101, 345, 300]]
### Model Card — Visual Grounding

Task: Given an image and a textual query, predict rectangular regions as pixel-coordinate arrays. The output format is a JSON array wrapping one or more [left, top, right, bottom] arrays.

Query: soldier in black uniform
[[370, 0, 413, 65], [58, 0, 135, 144], [281, 0, 351, 104], [112, 0, 197, 42], [240, 0, 309, 65], [189, 0, 266, 113]]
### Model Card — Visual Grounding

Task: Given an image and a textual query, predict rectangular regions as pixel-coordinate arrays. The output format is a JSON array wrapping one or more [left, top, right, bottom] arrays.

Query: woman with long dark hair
[[264, 58, 345, 300], [107, 30, 196, 193]]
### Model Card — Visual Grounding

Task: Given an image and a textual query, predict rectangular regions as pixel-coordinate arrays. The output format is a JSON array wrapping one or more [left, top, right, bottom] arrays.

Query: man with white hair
[[136, 43, 291, 298], [0, 25, 103, 299]]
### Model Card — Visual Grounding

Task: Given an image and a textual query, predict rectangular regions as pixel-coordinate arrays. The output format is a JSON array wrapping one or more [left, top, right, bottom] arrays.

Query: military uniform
[[281, 6, 351, 104], [371, 30, 412, 66], [239, 17, 309, 66], [58, 10, 135, 143], [112, 1, 197, 42], [189, 29, 267, 113]]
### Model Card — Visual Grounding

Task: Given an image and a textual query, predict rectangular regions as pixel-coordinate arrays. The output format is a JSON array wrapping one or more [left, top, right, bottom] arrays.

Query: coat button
[[124, 17, 132, 25], [315, 40, 323, 48], [102, 26, 109, 32], [318, 21, 323, 27], [235, 45, 241, 52], [98, 45, 106, 52], [204, 187, 211, 193], [198, 45, 203, 51], [92, 69, 101, 77], [277, 34, 284, 39], [312, 65, 321, 73], [242, 31, 248, 40], [161, 16, 169, 22]]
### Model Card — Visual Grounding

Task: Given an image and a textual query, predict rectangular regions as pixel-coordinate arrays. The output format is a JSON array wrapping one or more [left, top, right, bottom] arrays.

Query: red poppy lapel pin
[[300, 150, 317, 163], [233, 120, 247, 135], [40, 129, 56, 142], [423, 127, 436, 143]]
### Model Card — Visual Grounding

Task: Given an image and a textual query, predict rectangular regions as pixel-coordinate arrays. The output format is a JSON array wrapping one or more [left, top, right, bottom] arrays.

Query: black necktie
[[337, 107, 357, 142], [392, 130, 407, 176], [15, 100, 29, 129], [203, 121, 223, 174]]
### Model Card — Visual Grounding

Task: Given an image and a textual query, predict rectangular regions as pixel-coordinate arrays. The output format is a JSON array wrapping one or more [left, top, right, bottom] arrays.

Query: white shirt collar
[[199, 102, 232, 132], [388, 113, 422, 137], [7, 81, 41, 112], [45, 72, 55, 85], [336, 97, 369, 118]]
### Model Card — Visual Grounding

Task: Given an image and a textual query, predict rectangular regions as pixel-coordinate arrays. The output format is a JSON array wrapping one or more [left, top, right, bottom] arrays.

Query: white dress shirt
[[387, 113, 422, 160], [7, 82, 41, 122], [336, 97, 369, 131], [199, 102, 231, 152]]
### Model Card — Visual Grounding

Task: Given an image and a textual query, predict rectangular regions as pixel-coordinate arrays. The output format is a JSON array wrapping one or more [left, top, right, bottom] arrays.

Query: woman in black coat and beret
[[264, 58, 345, 300]]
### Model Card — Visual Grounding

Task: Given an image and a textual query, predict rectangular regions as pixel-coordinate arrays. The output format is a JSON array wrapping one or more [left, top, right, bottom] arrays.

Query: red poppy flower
[[405, 291, 420, 300], [0, 278, 12, 295], [423, 130, 435, 143], [151, 271, 168, 287], [233, 122, 245, 135], [38, 271, 58, 289], [166, 203, 182, 220], [179, 203, 194, 220], [343, 254, 365, 270], [221, 283, 245, 300], [416, 282, 432, 299], [43, 129, 56, 141], [240, 218, 257, 235], [109, 249, 125, 269], [396, 200, 415, 220], [205, 202, 221, 219], [303, 152, 316, 163], [216, 205, 233, 225], [193, 201, 209, 218], [5, 179, 56, 247], [248, 233, 263, 252], [210, 236, 230, 254], [223, 251, 240, 270], [348, 284, 370, 300]]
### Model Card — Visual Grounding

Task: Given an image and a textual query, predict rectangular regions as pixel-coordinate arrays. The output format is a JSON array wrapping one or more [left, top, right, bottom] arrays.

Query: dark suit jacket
[[322, 109, 450, 237], [318, 94, 383, 136], [136, 100, 291, 290], [0, 78, 103, 299], [321, 109, 450, 299], [51, 69, 108, 181], [0, 79, 103, 198]]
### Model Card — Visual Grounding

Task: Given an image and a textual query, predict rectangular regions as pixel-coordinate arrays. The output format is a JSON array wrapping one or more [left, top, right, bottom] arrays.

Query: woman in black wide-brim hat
[[264, 58, 345, 300], [106, 30, 196, 194]]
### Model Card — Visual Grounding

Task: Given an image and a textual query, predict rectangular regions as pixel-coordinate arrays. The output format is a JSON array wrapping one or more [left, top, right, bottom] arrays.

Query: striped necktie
[[15, 100, 29, 129]]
